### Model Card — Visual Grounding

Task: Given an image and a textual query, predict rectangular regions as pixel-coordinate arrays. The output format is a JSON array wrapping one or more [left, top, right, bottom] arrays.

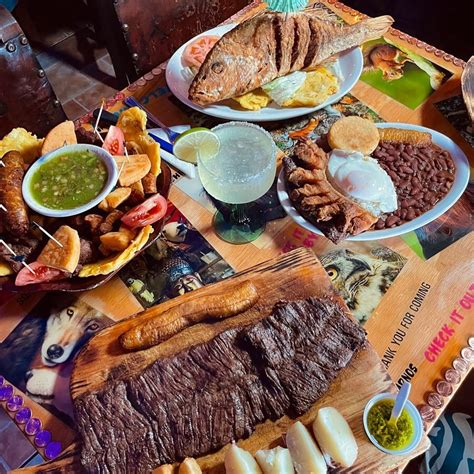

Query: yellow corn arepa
[[117, 107, 161, 176], [328, 116, 380, 154], [79, 225, 153, 277], [37, 225, 81, 273], [0, 128, 43, 164]]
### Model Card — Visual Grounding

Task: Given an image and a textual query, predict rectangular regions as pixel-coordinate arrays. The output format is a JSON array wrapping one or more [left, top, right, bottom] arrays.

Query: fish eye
[[326, 267, 338, 280], [66, 308, 74, 317], [211, 62, 224, 74]]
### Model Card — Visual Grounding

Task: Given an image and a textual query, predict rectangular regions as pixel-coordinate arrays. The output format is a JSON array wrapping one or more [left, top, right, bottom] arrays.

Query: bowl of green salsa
[[23, 144, 118, 217], [363, 392, 423, 455]]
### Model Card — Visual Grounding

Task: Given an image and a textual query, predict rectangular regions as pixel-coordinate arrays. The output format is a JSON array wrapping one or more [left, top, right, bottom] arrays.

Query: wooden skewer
[[0, 239, 14, 255], [117, 146, 129, 177], [32, 221, 63, 248], [0, 160, 4, 167], [118, 159, 126, 177], [21, 261, 36, 275], [0, 239, 36, 275], [93, 100, 106, 144]]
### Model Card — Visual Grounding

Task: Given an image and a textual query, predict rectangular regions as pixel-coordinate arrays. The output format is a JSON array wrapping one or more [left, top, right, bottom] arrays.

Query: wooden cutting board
[[24, 248, 429, 473]]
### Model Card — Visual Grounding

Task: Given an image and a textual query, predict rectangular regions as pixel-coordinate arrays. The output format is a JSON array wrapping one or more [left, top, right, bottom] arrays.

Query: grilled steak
[[76, 297, 366, 473], [189, 12, 393, 105]]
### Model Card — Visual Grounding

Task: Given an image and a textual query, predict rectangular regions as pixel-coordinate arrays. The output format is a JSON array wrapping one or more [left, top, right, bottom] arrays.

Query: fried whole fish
[[189, 12, 393, 105]]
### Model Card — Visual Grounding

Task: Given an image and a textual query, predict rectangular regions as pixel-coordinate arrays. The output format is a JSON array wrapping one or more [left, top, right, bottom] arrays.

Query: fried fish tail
[[305, 15, 394, 69]]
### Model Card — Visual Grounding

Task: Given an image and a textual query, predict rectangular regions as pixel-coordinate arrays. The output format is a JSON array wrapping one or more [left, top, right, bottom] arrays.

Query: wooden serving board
[[26, 249, 428, 473]]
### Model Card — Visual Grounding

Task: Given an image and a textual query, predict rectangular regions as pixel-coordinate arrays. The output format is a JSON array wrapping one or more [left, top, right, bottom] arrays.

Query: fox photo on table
[[0, 0, 472, 472]]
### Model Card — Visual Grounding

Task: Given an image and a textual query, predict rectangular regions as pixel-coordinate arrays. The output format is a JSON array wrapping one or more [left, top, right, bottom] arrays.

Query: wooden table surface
[[3, 0, 472, 471], [75, 0, 473, 409]]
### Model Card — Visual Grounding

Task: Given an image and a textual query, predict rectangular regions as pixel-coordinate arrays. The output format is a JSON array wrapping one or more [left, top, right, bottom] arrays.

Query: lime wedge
[[173, 128, 220, 164]]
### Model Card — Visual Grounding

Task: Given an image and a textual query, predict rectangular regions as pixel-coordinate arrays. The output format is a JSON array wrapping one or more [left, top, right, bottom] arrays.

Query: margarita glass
[[197, 121, 276, 244]]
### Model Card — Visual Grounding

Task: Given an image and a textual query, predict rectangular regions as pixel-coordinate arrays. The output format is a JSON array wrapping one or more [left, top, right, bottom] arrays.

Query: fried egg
[[327, 150, 397, 216]]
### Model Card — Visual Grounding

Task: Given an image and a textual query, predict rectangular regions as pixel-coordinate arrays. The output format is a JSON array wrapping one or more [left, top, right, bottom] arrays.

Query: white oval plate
[[277, 123, 471, 241], [165, 23, 363, 122]]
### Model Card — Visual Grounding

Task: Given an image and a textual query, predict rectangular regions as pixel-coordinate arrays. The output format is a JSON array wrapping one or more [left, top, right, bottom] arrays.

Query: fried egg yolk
[[328, 150, 398, 216]]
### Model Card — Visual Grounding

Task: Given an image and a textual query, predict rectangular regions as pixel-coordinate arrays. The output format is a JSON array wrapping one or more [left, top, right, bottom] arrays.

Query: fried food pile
[[284, 139, 377, 243], [0, 107, 166, 286]]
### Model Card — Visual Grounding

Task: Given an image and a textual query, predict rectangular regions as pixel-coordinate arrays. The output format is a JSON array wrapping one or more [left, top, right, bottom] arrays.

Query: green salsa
[[30, 150, 108, 210], [367, 399, 414, 450]]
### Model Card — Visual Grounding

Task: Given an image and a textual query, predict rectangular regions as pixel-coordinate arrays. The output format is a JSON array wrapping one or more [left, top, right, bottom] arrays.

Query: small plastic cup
[[363, 392, 423, 455]]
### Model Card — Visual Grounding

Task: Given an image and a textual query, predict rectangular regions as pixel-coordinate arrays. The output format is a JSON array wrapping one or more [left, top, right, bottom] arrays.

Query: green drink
[[197, 122, 276, 244]]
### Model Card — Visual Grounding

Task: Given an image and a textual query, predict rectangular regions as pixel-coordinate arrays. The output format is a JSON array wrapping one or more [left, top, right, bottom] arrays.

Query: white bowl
[[277, 122, 470, 240], [22, 144, 118, 218], [363, 392, 423, 456]]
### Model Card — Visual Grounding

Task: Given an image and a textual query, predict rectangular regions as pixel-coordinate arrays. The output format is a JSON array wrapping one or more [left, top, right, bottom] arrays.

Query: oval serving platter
[[166, 23, 363, 122], [0, 162, 172, 293], [277, 123, 470, 241]]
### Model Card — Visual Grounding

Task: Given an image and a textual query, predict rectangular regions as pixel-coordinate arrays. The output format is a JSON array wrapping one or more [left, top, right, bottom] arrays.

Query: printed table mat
[[0, 0, 472, 469]]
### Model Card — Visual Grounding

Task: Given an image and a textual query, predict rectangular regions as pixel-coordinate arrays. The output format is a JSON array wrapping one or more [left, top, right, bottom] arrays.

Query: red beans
[[374, 141, 455, 230]]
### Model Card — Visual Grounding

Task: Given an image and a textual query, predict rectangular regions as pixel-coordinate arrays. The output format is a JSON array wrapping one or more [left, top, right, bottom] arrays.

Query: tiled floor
[[14, 1, 119, 122], [37, 30, 119, 122], [41, 48, 118, 121]]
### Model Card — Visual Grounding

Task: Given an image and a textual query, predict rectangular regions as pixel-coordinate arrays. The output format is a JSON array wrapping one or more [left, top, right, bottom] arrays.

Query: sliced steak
[[76, 297, 366, 473]]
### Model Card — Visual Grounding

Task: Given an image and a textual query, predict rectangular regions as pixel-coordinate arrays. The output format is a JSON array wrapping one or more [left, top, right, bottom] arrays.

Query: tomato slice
[[121, 194, 168, 229], [182, 35, 220, 68], [15, 261, 66, 287], [103, 125, 125, 156]]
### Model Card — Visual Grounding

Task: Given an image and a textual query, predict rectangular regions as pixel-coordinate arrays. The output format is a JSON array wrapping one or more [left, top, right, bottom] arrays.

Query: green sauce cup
[[363, 392, 423, 456], [22, 144, 118, 218]]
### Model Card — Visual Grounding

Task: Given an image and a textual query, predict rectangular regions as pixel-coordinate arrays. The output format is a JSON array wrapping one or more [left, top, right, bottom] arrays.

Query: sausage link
[[0, 151, 29, 237]]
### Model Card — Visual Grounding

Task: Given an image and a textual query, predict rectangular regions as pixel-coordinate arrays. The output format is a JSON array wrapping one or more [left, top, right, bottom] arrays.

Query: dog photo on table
[[0, 294, 113, 424]]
